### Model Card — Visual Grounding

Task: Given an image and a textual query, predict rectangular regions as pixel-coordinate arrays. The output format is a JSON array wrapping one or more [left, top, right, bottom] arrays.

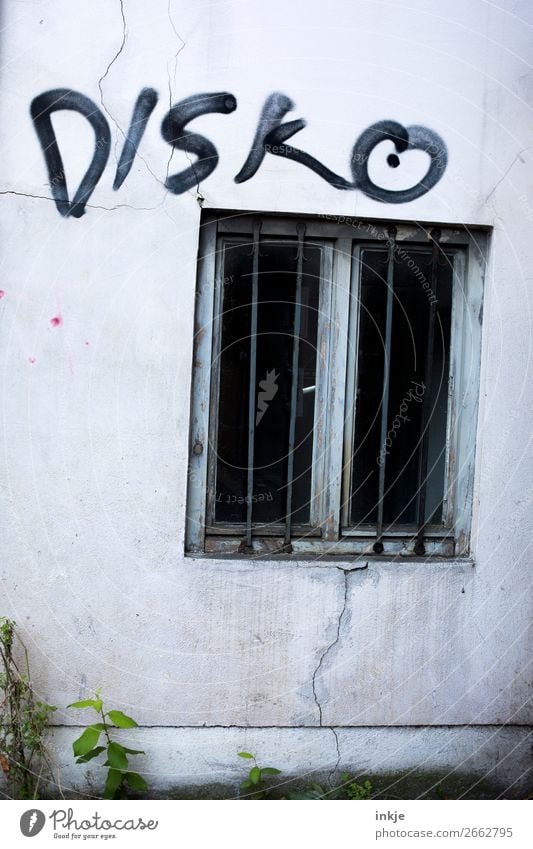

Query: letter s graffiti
[[161, 92, 237, 194]]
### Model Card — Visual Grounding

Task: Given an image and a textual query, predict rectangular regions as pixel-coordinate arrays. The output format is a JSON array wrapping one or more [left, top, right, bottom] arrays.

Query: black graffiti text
[[30, 88, 448, 218]]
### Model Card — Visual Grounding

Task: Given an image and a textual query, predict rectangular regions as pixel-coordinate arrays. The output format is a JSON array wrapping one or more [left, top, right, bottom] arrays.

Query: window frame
[[186, 211, 487, 559]]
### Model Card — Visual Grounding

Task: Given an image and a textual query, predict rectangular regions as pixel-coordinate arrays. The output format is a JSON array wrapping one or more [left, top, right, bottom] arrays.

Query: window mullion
[[311, 244, 333, 528], [283, 223, 306, 549], [413, 230, 441, 555], [341, 244, 363, 529], [374, 227, 396, 553], [322, 238, 352, 542]]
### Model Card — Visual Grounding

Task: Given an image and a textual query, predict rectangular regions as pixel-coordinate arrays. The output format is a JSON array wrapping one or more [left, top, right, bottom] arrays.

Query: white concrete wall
[[1, 0, 532, 795]]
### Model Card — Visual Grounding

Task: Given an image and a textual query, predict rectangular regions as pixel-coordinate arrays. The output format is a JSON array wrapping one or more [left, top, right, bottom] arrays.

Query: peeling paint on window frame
[[185, 211, 488, 560]]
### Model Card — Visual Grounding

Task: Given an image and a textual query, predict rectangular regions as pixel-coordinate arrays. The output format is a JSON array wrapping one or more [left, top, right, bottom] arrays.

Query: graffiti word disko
[[49, 808, 158, 834], [30, 88, 448, 218]]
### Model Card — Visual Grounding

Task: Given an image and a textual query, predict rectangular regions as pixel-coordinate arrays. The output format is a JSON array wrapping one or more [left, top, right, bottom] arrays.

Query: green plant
[[287, 775, 373, 800], [68, 692, 147, 799], [237, 752, 281, 798], [0, 617, 56, 799], [341, 773, 373, 799], [287, 783, 326, 799]]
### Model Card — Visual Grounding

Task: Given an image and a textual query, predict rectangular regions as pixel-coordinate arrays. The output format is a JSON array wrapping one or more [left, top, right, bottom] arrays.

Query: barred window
[[186, 212, 485, 558]]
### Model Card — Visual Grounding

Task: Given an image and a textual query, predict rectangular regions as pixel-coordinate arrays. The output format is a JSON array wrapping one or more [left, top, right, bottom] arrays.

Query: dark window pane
[[215, 239, 321, 526], [350, 250, 388, 524], [214, 243, 253, 522], [350, 247, 453, 527]]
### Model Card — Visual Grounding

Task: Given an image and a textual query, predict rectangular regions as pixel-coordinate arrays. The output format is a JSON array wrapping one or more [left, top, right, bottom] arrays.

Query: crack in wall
[[311, 569, 349, 726], [328, 726, 341, 782], [97, 0, 167, 193], [0, 189, 164, 213], [98, 0, 127, 166], [164, 0, 199, 207], [483, 147, 530, 205]]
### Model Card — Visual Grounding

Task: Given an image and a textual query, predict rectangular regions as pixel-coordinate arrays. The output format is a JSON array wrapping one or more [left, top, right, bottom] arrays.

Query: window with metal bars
[[186, 212, 486, 558]]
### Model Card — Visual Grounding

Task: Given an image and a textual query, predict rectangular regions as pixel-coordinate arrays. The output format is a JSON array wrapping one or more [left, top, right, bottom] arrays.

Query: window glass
[[214, 240, 321, 525], [350, 247, 453, 527]]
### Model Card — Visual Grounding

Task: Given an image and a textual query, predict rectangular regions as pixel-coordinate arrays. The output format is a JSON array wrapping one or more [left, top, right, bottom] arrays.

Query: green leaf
[[249, 766, 261, 785], [287, 789, 324, 800], [122, 747, 145, 756], [67, 699, 103, 711], [125, 772, 147, 791], [240, 779, 253, 790], [89, 723, 108, 731], [261, 767, 281, 775], [106, 710, 138, 728], [237, 752, 254, 759], [37, 701, 57, 713], [75, 746, 105, 764], [106, 742, 129, 770], [103, 768, 123, 800], [72, 727, 101, 757]]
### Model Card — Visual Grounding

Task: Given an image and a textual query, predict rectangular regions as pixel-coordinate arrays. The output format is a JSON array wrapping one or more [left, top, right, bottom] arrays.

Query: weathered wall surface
[[1, 0, 532, 794]]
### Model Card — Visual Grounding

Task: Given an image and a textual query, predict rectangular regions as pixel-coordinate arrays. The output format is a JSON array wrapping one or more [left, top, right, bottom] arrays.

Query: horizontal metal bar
[[206, 524, 323, 537], [342, 525, 453, 538], [204, 536, 456, 557], [213, 214, 482, 244]]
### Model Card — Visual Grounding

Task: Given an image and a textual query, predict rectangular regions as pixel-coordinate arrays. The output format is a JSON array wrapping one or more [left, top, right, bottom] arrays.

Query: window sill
[[201, 534, 457, 558], [184, 549, 475, 570]]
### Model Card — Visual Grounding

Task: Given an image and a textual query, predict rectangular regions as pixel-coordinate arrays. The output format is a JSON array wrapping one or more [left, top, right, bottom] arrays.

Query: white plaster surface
[[42, 726, 532, 798], [0, 0, 532, 793]]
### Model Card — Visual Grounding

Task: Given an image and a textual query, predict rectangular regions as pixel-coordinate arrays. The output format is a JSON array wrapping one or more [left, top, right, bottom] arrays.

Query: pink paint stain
[[50, 315, 62, 327], [0, 291, 5, 299], [28, 357, 36, 364]]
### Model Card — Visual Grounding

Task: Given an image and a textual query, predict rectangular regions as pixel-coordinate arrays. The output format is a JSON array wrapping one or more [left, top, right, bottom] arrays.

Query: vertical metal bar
[[341, 244, 363, 528], [206, 241, 226, 530], [244, 221, 261, 548], [414, 229, 441, 555], [374, 226, 396, 554], [283, 223, 306, 548]]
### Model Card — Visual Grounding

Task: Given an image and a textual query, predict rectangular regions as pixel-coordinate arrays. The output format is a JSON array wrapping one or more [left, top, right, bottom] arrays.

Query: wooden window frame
[[186, 211, 487, 559]]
